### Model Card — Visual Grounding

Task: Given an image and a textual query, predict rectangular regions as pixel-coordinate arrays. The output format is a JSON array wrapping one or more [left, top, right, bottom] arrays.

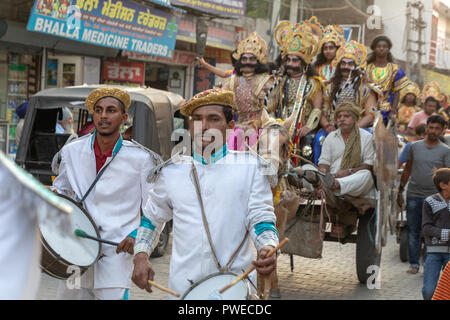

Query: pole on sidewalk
[[290, 0, 299, 23], [41, 47, 47, 91]]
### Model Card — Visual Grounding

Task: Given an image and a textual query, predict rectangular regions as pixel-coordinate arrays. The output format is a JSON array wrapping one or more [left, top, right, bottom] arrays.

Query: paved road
[[36, 231, 424, 300]]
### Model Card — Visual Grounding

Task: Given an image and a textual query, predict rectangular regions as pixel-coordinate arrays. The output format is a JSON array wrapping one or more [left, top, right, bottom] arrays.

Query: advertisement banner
[[171, 0, 246, 17], [177, 14, 236, 51], [27, 0, 180, 58], [122, 49, 196, 66], [102, 60, 145, 86]]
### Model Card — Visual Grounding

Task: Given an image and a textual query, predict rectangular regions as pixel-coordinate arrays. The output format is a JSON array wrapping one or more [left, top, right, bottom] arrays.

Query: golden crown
[[85, 87, 131, 114], [232, 32, 268, 64], [274, 16, 324, 65], [180, 88, 236, 117], [422, 81, 444, 102], [332, 40, 367, 68], [319, 25, 345, 51], [400, 81, 421, 102]]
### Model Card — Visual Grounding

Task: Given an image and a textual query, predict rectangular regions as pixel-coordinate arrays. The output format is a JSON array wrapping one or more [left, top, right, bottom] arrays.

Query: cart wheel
[[399, 228, 408, 262], [150, 223, 170, 258], [356, 208, 381, 284]]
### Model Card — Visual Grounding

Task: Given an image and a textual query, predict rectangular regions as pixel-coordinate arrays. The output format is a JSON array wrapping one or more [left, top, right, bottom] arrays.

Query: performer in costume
[[396, 81, 422, 134], [0, 150, 73, 299], [266, 17, 324, 163], [221, 33, 274, 151], [132, 88, 278, 299], [51, 87, 160, 300], [366, 35, 409, 123], [317, 41, 379, 164], [439, 94, 449, 125], [313, 24, 345, 83]]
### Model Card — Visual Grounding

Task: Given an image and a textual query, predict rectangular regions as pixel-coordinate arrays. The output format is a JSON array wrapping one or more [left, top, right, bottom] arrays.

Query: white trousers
[[56, 281, 128, 300], [56, 267, 128, 300], [336, 169, 375, 198], [301, 165, 375, 198]]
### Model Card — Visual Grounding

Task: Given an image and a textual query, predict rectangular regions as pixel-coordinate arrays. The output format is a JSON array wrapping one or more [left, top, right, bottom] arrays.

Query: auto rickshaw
[[15, 85, 186, 257]]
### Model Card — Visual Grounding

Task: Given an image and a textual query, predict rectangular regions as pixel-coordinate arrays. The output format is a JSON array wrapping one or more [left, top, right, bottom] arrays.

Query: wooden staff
[[218, 238, 289, 294], [148, 280, 180, 298]]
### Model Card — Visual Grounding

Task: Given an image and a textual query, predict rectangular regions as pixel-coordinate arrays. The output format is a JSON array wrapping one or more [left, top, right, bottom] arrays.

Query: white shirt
[[52, 133, 155, 289], [318, 128, 375, 174], [142, 151, 276, 298]]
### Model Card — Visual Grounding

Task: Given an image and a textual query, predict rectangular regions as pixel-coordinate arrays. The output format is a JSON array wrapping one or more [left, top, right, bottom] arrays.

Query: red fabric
[[93, 137, 116, 174]]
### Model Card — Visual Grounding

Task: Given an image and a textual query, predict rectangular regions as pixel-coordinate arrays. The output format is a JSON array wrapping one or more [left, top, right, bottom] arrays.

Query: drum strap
[[191, 162, 249, 272], [78, 147, 121, 206]]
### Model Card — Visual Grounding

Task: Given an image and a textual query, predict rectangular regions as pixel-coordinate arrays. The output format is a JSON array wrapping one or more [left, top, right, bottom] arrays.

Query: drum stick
[[147, 280, 180, 298], [74, 229, 119, 246], [218, 238, 289, 294]]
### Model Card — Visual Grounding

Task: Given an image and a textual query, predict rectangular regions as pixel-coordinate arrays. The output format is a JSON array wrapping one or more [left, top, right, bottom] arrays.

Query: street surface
[[36, 231, 424, 300]]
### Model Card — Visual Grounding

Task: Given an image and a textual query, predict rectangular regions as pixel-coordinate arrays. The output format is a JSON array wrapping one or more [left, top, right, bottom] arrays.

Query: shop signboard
[[171, 0, 246, 17], [27, 0, 180, 58], [122, 49, 196, 66], [102, 60, 145, 86], [177, 14, 236, 51]]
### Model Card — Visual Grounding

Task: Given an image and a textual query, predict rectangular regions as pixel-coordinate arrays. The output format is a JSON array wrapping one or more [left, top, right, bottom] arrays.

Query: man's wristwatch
[[348, 168, 353, 174]]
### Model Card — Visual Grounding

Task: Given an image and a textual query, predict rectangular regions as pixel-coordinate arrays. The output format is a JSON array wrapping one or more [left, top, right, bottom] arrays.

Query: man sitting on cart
[[299, 102, 376, 235]]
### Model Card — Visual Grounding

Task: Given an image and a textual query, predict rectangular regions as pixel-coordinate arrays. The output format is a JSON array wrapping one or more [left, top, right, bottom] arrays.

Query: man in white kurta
[[314, 102, 376, 203], [51, 87, 158, 299], [132, 88, 279, 299], [318, 127, 376, 199]]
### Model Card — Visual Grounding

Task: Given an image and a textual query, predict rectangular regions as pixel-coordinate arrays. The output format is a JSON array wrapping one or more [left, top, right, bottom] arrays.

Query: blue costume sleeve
[[127, 215, 155, 239]]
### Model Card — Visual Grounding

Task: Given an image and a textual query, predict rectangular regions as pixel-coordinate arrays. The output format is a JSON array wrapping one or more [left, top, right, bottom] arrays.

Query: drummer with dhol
[[51, 87, 160, 300], [132, 88, 279, 299]]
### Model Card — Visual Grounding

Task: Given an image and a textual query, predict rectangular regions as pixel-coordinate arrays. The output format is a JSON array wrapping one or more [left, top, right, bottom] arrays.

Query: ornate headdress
[[180, 88, 236, 117], [399, 81, 421, 102], [232, 32, 268, 64], [332, 40, 367, 69], [318, 25, 345, 52], [274, 16, 324, 65], [422, 81, 444, 102], [85, 87, 131, 114]]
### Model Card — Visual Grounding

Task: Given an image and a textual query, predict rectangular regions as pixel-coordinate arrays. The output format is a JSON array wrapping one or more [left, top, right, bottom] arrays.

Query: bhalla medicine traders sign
[[27, 0, 180, 58]]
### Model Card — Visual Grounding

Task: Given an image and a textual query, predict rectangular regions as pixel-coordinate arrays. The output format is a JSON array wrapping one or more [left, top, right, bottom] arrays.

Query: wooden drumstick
[[148, 280, 181, 298], [218, 238, 289, 294]]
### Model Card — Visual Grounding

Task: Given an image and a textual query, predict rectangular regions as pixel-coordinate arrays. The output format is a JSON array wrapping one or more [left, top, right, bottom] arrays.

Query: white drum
[[181, 272, 250, 300], [39, 194, 101, 279]]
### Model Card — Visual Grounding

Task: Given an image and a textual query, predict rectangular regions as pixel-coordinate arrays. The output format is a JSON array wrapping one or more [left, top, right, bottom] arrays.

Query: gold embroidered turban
[[85, 87, 131, 114], [232, 32, 268, 64], [318, 24, 345, 52], [274, 16, 324, 64], [180, 88, 236, 117], [332, 40, 367, 68]]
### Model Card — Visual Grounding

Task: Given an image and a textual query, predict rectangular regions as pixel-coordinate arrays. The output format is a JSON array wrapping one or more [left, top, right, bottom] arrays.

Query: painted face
[[284, 54, 302, 76], [240, 54, 257, 73], [189, 105, 234, 153], [340, 59, 356, 78], [374, 40, 390, 58], [404, 93, 416, 105], [323, 42, 338, 61], [93, 97, 127, 137]]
